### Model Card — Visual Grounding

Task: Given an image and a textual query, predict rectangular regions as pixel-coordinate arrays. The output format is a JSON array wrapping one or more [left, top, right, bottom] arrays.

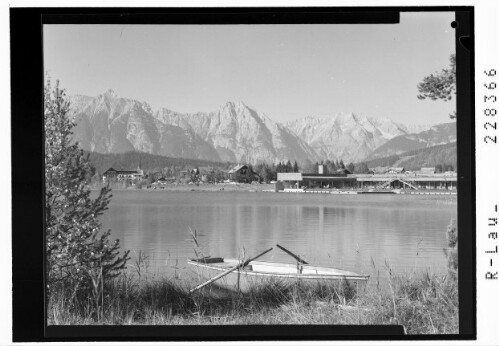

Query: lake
[[101, 190, 457, 279]]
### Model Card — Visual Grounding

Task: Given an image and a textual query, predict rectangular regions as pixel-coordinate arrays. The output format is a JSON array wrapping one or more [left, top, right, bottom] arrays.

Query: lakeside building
[[369, 167, 389, 174], [336, 168, 352, 175], [317, 164, 352, 175], [277, 170, 457, 191], [156, 177, 175, 184], [180, 168, 200, 177], [277, 171, 357, 189], [150, 176, 176, 189], [386, 167, 405, 174], [228, 164, 251, 183], [354, 173, 457, 190], [420, 167, 437, 175], [103, 163, 144, 184]]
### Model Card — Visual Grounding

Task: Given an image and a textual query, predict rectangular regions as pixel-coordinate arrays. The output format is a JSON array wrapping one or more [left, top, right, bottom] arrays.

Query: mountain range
[[68, 90, 455, 165], [286, 115, 433, 163]]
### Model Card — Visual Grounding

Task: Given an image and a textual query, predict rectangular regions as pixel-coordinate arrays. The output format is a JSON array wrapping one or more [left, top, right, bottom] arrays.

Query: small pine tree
[[355, 162, 370, 174], [45, 79, 130, 292], [347, 162, 355, 173], [313, 162, 319, 174], [443, 219, 458, 279], [246, 164, 254, 183], [302, 159, 312, 174], [327, 160, 337, 173]]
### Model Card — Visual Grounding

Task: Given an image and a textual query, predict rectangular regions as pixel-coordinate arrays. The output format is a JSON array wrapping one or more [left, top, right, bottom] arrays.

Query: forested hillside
[[359, 142, 457, 171], [87, 151, 232, 174]]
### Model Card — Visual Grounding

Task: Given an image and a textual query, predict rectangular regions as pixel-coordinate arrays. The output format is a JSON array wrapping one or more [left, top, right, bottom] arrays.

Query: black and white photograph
[[39, 9, 465, 336]]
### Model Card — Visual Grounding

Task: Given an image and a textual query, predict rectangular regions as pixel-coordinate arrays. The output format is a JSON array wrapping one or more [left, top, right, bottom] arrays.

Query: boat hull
[[188, 259, 369, 293]]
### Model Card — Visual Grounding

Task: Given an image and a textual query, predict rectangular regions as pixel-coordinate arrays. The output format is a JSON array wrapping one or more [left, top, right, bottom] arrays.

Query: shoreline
[[90, 183, 458, 197], [91, 183, 276, 193]]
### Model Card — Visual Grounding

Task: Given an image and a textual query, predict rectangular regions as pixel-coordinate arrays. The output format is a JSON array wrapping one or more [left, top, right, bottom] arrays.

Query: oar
[[189, 247, 273, 294], [276, 244, 309, 265]]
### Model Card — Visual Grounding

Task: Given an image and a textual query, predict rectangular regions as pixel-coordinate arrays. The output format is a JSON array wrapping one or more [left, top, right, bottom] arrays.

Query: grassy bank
[[48, 269, 458, 334]]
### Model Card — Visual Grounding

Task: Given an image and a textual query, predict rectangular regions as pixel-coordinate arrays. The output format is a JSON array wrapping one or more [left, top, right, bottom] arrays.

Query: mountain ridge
[[69, 92, 320, 165], [68, 90, 452, 165], [365, 122, 456, 161], [285, 112, 434, 163]]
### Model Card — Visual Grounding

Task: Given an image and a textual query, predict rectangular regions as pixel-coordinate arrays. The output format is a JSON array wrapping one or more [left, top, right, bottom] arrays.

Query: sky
[[44, 12, 456, 125]]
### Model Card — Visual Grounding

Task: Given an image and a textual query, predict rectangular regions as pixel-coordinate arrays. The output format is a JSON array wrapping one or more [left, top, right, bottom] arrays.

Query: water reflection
[[102, 191, 456, 279]]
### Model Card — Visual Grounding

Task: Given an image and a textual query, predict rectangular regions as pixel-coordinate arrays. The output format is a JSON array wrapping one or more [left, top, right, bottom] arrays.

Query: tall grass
[[361, 259, 458, 334], [47, 266, 457, 333]]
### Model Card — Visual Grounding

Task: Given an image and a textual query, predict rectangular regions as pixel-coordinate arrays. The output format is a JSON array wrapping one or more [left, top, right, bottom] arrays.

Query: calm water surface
[[101, 190, 457, 279]]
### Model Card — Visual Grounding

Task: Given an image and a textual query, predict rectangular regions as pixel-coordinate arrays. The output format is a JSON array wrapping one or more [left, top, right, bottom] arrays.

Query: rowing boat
[[187, 257, 369, 293]]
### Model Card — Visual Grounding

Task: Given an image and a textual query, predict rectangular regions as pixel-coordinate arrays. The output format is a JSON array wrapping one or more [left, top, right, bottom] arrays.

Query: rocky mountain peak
[[104, 88, 118, 98], [220, 100, 251, 114]]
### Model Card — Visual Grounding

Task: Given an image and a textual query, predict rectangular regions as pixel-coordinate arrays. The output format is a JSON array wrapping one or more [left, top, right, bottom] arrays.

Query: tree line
[[88, 151, 231, 175]]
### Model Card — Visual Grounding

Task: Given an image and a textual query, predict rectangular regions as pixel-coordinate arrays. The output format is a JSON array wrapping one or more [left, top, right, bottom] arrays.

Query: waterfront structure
[[277, 172, 357, 189], [180, 168, 200, 177], [369, 167, 389, 174], [156, 177, 175, 184], [420, 167, 437, 175], [277, 171, 457, 191], [386, 167, 405, 174], [317, 164, 352, 176], [336, 168, 352, 175], [103, 163, 144, 184], [354, 173, 456, 190], [228, 164, 253, 183]]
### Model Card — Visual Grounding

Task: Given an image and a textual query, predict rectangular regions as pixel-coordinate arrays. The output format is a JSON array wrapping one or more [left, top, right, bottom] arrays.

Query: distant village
[[102, 161, 457, 192], [102, 163, 259, 188]]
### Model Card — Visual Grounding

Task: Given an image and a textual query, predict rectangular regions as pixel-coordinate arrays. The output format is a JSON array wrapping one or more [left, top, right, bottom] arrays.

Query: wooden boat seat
[[190, 257, 224, 264]]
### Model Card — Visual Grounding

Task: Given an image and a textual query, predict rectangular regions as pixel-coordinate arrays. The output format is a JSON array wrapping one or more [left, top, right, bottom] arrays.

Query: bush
[[443, 219, 458, 278]]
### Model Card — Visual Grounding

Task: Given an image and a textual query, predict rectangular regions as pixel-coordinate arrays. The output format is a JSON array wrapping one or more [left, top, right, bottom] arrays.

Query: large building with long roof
[[277, 168, 457, 191], [103, 162, 144, 184]]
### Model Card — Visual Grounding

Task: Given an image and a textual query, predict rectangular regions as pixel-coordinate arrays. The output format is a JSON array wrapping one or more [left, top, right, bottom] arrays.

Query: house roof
[[117, 170, 141, 175], [228, 164, 247, 173], [388, 167, 405, 172], [104, 167, 144, 175], [277, 172, 303, 181]]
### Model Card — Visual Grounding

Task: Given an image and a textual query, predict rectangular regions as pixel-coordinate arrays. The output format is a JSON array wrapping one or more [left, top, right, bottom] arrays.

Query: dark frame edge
[[455, 9, 476, 338], [10, 6, 476, 342]]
